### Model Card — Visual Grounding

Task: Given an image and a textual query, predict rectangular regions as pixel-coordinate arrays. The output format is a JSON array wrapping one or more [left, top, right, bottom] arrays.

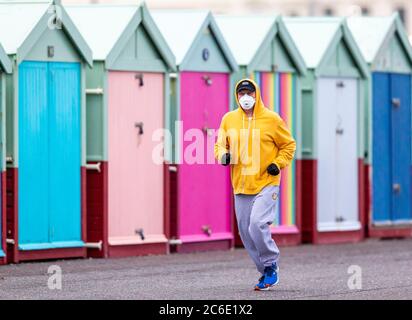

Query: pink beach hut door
[[179, 72, 232, 242], [108, 71, 165, 245]]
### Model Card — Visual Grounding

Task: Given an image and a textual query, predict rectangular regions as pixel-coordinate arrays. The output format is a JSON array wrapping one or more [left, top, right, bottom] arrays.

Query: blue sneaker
[[256, 274, 265, 288], [254, 263, 279, 291]]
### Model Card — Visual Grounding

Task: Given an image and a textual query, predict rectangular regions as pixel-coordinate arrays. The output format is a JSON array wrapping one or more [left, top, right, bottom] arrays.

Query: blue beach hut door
[[372, 72, 412, 225], [18, 61, 82, 250]]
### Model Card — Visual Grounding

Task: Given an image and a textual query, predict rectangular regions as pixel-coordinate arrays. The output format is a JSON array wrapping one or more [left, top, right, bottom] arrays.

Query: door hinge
[[85, 162, 101, 172], [86, 88, 104, 95], [169, 238, 182, 245], [84, 241, 103, 250]]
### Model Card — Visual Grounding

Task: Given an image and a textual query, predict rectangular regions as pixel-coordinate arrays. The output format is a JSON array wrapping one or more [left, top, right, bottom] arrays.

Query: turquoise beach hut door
[[18, 61, 82, 250]]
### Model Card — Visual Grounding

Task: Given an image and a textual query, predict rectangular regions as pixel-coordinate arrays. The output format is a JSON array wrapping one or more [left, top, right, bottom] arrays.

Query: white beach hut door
[[317, 78, 337, 230], [335, 78, 359, 230], [317, 78, 360, 231]]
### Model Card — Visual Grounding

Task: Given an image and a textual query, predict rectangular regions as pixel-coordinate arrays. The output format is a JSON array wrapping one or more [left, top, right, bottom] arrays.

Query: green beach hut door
[[317, 77, 360, 232]]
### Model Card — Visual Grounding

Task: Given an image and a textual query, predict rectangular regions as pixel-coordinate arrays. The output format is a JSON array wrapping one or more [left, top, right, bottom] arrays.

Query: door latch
[[202, 126, 214, 137], [135, 73, 144, 87], [392, 98, 401, 108], [336, 115, 343, 135], [135, 228, 145, 241], [336, 81, 345, 88], [335, 216, 345, 223], [202, 225, 212, 236], [135, 122, 144, 135], [336, 128, 344, 135], [393, 183, 401, 193], [202, 75, 213, 86]]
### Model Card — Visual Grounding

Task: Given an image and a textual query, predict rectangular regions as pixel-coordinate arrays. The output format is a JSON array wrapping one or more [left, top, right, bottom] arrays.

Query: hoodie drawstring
[[240, 112, 257, 193]]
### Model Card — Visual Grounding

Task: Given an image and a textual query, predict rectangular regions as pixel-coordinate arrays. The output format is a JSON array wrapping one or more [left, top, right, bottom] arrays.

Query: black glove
[[267, 163, 280, 176], [221, 153, 231, 166]]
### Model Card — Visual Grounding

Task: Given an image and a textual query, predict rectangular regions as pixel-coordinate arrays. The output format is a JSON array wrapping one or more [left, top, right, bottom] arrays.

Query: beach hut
[[0, 43, 12, 265], [66, 3, 176, 258], [284, 17, 369, 244], [152, 10, 238, 253], [216, 15, 307, 246], [348, 14, 412, 238], [0, 0, 92, 263]]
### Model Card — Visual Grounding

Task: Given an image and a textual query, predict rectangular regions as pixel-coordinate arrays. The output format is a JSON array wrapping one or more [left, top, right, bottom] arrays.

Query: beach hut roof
[[347, 13, 412, 65], [284, 17, 368, 77], [283, 17, 342, 68], [215, 14, 306, 75], [152, 10, 238, 71], [66, 2, 175, 70]]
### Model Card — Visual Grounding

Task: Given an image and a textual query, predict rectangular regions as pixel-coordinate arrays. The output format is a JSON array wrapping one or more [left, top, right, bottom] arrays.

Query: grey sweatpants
[[234, 185, 280, 274]]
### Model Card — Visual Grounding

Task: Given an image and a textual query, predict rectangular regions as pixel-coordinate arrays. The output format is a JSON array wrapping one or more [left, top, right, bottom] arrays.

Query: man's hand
[[221, 153, 231, 166], [267, 163, 280, 176]]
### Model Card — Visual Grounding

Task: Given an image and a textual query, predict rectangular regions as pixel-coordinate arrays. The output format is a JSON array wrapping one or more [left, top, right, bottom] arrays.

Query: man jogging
[[214, 79, 296, 291]]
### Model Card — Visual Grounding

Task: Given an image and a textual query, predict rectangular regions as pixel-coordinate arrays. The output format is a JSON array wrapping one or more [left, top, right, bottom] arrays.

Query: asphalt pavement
[[0, 238, 412, 300]]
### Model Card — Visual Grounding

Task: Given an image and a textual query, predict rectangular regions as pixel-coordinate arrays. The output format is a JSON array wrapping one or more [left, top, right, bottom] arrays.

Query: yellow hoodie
[[214, 78, 296, 195]]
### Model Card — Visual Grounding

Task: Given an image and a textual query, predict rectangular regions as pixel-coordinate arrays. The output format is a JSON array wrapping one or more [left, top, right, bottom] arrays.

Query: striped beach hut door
[[18, 61, 82, 249], [251, 72, 296, 229]]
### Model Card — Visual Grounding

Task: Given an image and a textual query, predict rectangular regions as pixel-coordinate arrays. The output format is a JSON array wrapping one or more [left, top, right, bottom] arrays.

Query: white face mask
[[239, 94, 256, 110]]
